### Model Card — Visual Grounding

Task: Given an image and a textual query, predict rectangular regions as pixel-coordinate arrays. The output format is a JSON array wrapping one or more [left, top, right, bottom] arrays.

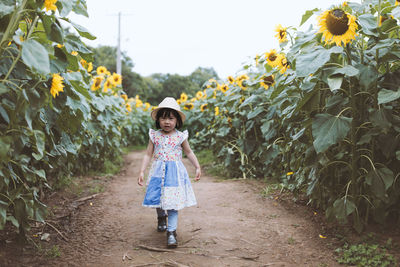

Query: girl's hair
[[155, 108, 183, 129]]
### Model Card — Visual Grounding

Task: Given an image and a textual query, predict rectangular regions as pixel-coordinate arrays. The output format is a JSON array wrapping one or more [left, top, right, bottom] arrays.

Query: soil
[[1, 150, 396, 266]]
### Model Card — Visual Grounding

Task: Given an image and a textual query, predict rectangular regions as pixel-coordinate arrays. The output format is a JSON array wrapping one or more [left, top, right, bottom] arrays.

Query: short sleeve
[[180, 130, 189, 144], [149, 129, 155, 143]]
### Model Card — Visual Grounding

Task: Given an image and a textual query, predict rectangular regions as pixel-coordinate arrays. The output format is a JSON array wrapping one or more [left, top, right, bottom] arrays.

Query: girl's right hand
[[138, 173, 144, 186]]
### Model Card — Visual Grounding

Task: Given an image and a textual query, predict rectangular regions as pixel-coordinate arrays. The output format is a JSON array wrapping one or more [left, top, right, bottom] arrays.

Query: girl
[[137, 97, 201, 248]]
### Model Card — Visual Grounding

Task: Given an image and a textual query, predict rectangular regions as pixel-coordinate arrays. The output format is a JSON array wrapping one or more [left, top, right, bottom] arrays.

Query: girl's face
[[159, 113, 177, 133]]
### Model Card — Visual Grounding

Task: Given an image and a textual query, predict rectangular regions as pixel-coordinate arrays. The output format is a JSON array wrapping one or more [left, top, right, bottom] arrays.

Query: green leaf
[[327, 74, 343, 91], [366, 168, 394, 199], [33, 130, 45, 160], [296, 46, 343, 77], [58, 0, 73, 17], [0, 105, 9, 124], [50, 22, 64, 43], [333, 198, 356, 220], [72, 0, 89, 17], [6, 216, 19, 229], [0, 0, 14, 18], [0, 83, 8, 95], [247, 106, 264, 120], [0, 136, 11, 161], [70, 21, 96, 40], [312, 113, 352, 154], [358, 14, 378, 36], [21, 39, 50, 75], [357, 64, 378, 90], [0, 200, 7, 230], [378, 88, 400, 104], [300, 8, 319, 26], [332, 65, 359, 77]]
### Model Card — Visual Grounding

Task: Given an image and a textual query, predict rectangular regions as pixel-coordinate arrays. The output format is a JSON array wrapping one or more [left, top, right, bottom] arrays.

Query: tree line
[[90, 46, 219, 104]]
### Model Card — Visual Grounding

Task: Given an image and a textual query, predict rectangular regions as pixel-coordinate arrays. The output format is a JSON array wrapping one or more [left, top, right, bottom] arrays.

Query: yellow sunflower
[[214, 106, 220, 116], [121, 94, 128, 101], [97, 66, 108, 75], [396, 0, 399, 6], [136, 99, 143, 108], [208, 78, 219, 88], [91, 76, 104, 91], [275, 24, 288, 43], [71, 51, 78, 56], [56, 44, 64, 48], [125, 103, 132, 112], [227, 76, 235, 84], [184, 102, 194, 110], [260, 74, 275, 90], [112, 73, 122, 86], [103, 77, 113, 93], [200, 103, 208, 112], [220, 84, 229, 93], [143, 102, 151, 111], [317, 8, 358, 47], [196, 91, 204, 100], [177, 99, 182, 105], [237, 79, 248, 90], [202, 89, 207, 99], [265, 49, 280, 68], [44, 0, 57, 12], [50, 73, 64, 98], [180, 93, 188, 102], [277, 54, 290, 74], [87, 62, 93, 72]]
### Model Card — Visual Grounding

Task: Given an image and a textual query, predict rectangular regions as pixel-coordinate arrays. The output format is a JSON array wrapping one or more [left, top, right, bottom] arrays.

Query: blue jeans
[[156, 208, 178, 231]]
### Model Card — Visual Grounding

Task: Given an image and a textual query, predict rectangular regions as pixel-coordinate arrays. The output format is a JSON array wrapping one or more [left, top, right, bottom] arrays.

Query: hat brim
[[151, 107, 186, 122]]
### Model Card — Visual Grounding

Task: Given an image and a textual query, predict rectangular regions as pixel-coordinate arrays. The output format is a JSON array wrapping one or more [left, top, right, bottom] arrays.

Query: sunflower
[[214, 106, 220, 116], [227, 76, 235, 84], [121, 94, 128, 101], [220, 84, 229, 93], [396, 0, 399, 6], [44, 0, 57, 12], [180, 93, 188, 102], [275, 24, 288, 43], [87, 62, 93, 72], [112, 73, 122, 86], [71, 51, 78, 56], [177, 99, 182, 105], [277, 54, 290, 74], [143, 102, 151, 111], [97, 66, 108, 75], [202, 89, 207, 99], [208, 78, 219, 88], [136, 99, 143, 108], [56, 44, 64, 48], [254, 54, 260, 66], [260, 74, 275, 90], [237, 79, 248, 90], [103, 77, 113, 93], [196, 91, 204, 100], [125, 103, 132, 112], [265, 49, 280, 67], [184, 102, 194, 110], [317, 8, 358, 47], [91, 76, 104, 91], [50, 73, 64, 98], [200, 103, 208, 112]]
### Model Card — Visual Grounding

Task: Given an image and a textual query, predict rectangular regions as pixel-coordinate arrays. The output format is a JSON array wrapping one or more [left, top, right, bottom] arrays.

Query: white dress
[[142, 129, 197, 210]]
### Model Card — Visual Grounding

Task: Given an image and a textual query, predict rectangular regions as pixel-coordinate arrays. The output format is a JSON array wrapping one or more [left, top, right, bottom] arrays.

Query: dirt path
[[28, 150, 340, 266]]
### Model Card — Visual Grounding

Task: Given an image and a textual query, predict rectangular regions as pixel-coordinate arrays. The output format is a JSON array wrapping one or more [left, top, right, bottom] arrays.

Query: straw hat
[[151, 97, 186, 122]]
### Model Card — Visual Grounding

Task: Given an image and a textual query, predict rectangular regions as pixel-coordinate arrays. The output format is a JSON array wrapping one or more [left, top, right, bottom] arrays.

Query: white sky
[[69, 0, 349, 78]]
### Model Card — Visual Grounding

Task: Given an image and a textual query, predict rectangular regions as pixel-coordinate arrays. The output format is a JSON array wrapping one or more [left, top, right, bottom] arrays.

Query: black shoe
[[166, 231, 177, 248], [157, 216, 167, 232]]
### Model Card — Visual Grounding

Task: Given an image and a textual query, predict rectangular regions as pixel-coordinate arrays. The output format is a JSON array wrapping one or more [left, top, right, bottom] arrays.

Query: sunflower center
[[268, 54, 277, 61], [263, 76, 274, 85], [326, 9, 349, 35], [279, 30, 286, 39]]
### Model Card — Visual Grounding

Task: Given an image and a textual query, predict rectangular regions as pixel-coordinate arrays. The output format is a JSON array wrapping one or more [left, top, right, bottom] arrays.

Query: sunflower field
[[166, 0, 400, 231], [0, 0, 152, 237]]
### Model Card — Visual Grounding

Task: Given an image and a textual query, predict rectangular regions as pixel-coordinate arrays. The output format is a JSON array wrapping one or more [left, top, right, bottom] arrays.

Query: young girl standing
[[137, 97, 201, 248]]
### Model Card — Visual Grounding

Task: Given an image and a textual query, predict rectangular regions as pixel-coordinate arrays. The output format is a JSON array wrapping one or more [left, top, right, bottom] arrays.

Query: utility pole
[[116, 12, 122, 75]]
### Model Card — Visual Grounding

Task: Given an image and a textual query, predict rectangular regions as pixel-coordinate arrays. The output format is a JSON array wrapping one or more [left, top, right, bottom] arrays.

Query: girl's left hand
[[195, 167, 201, 181]]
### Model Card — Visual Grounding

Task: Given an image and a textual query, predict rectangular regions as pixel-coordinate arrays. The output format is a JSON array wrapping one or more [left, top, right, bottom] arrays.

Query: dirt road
[[22, 150, 340, 266]]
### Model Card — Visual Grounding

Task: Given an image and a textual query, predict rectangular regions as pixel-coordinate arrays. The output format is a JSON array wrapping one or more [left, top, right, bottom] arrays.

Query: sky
[[69, 0, 348, 78]]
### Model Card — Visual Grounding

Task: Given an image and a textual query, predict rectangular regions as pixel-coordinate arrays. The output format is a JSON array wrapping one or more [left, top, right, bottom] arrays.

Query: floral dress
[[142, 129, 197, 210]]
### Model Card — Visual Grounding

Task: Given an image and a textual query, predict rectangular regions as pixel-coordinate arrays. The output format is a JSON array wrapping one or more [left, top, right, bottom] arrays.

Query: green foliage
[[335, 243, 397, 267]]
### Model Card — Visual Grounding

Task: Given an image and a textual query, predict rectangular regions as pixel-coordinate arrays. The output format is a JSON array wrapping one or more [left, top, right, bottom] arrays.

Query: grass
[[195, 149, 229, 178]]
